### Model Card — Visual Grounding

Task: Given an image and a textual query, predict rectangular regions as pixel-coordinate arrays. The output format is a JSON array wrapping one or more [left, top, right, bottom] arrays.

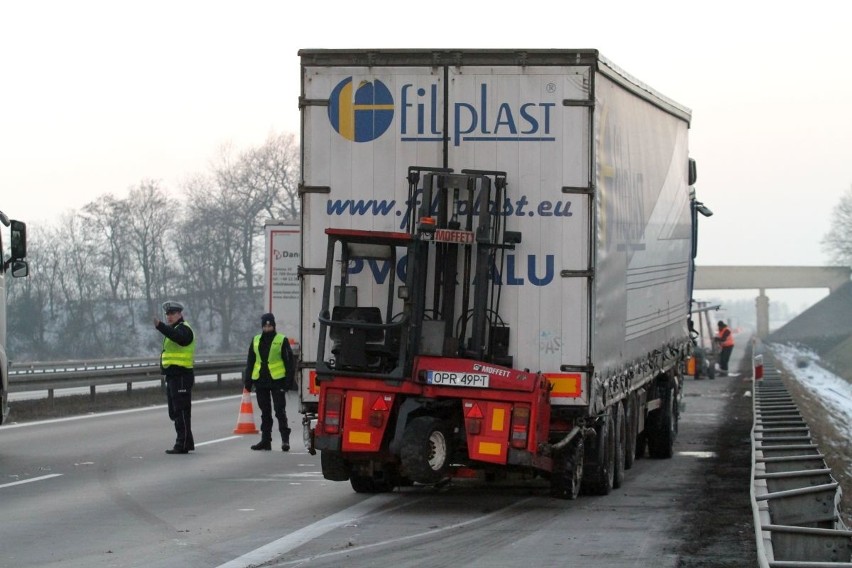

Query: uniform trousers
[[254, 384, 289, 442], [166, 373, 194, 450]]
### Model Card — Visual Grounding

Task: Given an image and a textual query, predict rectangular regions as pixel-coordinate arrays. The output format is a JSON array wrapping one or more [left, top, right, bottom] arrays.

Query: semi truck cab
[[0, 211, 28, 425]]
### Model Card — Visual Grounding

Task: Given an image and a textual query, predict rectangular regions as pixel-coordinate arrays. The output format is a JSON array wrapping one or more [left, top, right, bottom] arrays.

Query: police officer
[[244, 313, 295, 451], [154, 301, 196, 454]]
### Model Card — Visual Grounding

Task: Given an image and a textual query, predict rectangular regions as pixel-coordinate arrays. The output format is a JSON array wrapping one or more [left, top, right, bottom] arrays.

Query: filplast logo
[[328, 78, 394, 142]]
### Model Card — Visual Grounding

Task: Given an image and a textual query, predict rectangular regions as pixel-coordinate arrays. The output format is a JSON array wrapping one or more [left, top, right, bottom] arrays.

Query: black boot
[[251, 439, 272, 451], [282, 428, 291, 452]]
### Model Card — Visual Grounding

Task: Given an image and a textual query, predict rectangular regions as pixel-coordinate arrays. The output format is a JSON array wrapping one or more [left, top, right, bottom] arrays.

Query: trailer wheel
[[624, 396, 637, 470], [613, 403, 626, 489], [648, 379, 678, 459], [320, 451, 350, 481], [400, 416, 452, 484], [635, 430, 647, 460], [581, 412, 614, 496], [550, 438, 584, 500]]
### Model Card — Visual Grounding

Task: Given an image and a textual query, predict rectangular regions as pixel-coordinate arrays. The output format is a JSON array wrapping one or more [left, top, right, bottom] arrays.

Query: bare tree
[[214, 133, 300, 292], [53, 212, 109, 356], [125, 180, 173, 316], [177, 174, 245, 350], [822, 184, 852, 267], [6, 226, 56, 359], [23, 225, 63, 320], [83, 195, 132, 300], [261, 132, 300, 220], [8, 132, 300, 360]]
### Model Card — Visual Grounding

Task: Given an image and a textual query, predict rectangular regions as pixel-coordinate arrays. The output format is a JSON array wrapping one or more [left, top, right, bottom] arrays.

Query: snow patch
[[769, 343, 852, 434]]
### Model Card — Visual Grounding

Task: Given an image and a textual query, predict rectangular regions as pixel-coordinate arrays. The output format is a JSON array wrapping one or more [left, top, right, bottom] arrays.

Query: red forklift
[[310, 168, 581, 496]]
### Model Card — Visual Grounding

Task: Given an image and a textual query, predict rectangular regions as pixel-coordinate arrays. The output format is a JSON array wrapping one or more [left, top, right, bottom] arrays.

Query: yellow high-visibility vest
[[252, 333, 287, 380], [161, 322, 196, 369]]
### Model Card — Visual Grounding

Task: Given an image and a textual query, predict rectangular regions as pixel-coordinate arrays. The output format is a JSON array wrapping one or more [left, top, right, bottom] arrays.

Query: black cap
[[261, 313, 276, 327], [718, 320, 726, 327]]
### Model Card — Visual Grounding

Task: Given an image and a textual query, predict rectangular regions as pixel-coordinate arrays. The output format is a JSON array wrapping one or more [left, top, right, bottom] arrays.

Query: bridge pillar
[[756, 289, 770, 338]]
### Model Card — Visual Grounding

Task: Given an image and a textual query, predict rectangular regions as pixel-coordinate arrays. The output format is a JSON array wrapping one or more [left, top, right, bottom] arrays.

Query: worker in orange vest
[[714, 320, 735, 376]]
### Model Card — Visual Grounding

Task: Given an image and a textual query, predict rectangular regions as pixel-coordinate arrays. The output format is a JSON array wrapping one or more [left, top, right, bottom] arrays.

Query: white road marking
[[217, 494, 536, 567], [272, 496, 536, 566], [196, 435, 241, 446], [677, 451, 717, 458], [0, 473, 63, 489], [215, 494, 399, 568]]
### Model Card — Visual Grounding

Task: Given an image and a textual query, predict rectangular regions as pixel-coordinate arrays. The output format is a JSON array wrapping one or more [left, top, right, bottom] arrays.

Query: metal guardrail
[[7, 355, 244, 399], [751, 342, 852, 567]]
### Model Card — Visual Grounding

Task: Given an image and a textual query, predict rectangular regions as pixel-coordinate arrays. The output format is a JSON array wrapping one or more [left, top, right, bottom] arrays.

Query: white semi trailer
[[296, 49, 711, 497]]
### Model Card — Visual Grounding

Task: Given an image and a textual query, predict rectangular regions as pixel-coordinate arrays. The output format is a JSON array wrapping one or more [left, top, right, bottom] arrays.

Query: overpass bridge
[[693, 265, 851, 337]]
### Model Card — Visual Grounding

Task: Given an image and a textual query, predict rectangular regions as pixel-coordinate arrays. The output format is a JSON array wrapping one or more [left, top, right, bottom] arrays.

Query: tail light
[[465, 401, 484, 435], [510, 405, 530, 449], [369, 395, 391, 428], [323, 391, 343, 434]]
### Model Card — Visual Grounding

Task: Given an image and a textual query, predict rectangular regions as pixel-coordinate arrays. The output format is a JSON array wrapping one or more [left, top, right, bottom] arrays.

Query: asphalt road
[[0, 360, 754, 568]]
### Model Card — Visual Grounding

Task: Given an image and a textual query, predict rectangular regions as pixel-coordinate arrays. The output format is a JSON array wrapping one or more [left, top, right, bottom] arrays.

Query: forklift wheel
[[400, 416, 452, 484], [320, 451, 350, 482]]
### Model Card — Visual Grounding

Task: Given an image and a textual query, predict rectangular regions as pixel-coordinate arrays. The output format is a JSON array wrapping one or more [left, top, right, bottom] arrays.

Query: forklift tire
[[550, 438, 583, 500], [400, 416, 452, 484], [320, 451, 350, 482], [350, 462, 408, 493], [350, 473, 393, 493], [581, 412, 615, 496]]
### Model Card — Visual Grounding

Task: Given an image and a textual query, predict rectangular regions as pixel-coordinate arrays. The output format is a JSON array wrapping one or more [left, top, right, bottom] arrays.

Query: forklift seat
[[329, 307, 384, 341], [329, 307, 384, 369]]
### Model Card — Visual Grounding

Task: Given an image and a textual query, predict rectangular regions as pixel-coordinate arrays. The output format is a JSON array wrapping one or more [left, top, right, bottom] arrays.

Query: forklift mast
[[314, 167, 520, 384]]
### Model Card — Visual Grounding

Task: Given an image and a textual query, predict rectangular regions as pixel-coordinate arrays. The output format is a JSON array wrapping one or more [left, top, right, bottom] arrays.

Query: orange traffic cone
[[233, 389, 259, 434]]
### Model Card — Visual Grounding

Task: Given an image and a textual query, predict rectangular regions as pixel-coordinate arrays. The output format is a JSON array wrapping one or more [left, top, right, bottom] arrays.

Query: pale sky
[[2, 1, 850, 311]]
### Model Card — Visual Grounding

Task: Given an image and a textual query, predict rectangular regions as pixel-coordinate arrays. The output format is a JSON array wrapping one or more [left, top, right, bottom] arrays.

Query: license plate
[[426, 371, 490, 388]]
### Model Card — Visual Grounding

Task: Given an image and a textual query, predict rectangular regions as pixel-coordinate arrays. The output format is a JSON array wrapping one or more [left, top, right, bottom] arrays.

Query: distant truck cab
[[0, 210, 28, 425]]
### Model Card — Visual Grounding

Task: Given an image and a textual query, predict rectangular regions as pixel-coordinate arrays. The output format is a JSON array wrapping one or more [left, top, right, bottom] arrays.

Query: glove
[[244, 380, 253, 393]]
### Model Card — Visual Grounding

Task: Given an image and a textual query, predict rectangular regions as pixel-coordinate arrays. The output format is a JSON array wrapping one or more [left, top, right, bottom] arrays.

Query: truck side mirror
[[10, 220, 26, 260], [11, 260, 28, 278], [688, 158, 697, 186]]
